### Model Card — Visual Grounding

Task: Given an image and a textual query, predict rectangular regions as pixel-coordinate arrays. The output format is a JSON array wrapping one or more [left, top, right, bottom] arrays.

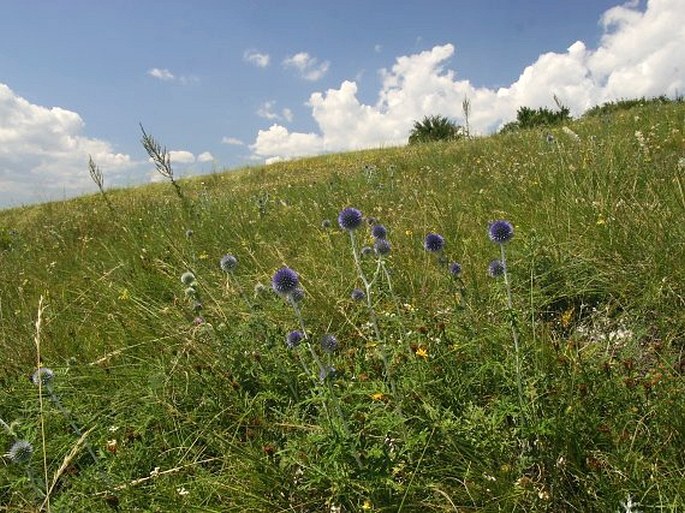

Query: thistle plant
[[31, 368, 100, 466], [487, 220, 525, 414]]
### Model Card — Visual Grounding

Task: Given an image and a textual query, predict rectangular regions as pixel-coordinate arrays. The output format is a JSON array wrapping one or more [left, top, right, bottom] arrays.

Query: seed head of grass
[[488, 220, 514, 244], [272, 267, 299, 296], [338, 207, 363, 231], [424, 233, 445, 253]]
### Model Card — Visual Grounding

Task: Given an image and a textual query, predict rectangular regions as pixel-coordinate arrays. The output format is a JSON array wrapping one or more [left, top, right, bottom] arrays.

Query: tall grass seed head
[[286, 330, 304, 348], [220, 254, 238, 272], [31, 367, 55, 388], [488, 220, 514, 244], [7, 440, 33, 464], [424, 233, 445, 252], [488, 259, 505, 278], [320, 333, 339, 353], [371, 224, 387, 239], [272, 267, 299, 296], [338, 207, 363, 231], [374, 238, 391, 256], [181, 271, 196, 286]]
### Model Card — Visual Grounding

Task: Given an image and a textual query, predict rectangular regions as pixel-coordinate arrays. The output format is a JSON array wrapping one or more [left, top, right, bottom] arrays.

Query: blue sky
[[1, 0, 683, 208]]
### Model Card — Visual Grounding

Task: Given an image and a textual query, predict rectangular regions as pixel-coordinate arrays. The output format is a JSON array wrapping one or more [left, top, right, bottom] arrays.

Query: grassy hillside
[[1, 101, 684, 512]]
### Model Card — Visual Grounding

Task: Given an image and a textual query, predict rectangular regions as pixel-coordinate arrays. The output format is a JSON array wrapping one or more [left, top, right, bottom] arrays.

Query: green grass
[[1, 101, 684, 512]]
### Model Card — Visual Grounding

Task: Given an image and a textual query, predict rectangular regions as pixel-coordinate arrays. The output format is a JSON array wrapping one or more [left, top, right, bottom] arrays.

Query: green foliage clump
[[500, 97, 572, 133], [408, 114, 464, 144], [583, 94, 682, 117]]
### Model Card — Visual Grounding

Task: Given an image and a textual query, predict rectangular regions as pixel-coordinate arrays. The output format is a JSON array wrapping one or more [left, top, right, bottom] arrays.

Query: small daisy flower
[[424, 233, 445, 253]]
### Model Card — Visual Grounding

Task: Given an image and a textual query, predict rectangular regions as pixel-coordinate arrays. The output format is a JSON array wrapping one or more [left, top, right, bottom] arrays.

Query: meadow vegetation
[[0, 99, 684, 512]]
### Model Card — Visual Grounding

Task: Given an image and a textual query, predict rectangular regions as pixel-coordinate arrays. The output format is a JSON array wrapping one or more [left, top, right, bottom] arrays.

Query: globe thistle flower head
[[184, 286, 197, 299], [321, 219, 332, 229], [488, 259, 506, 278], [449, 262, 462, 277], [320, 334, 339, 353], [424, 233, 445, 253], [286, 330, 303, 349], [319, 365, 338, 382], [351, 288, 365, 301], [361, 245, 373, 257], [289, 287, 305, 303], [374, 238, 391, 256], [272, 267, 299, 296], [7, 440, 33, 464], [488, 220, 514, 244], [338, 207, 363, 231], [371, 224, 387, 239], [31, 367, 55, 388], [180, 271, 196, 286], [185, 229, 194, 238], [220, 254, 238, 272]]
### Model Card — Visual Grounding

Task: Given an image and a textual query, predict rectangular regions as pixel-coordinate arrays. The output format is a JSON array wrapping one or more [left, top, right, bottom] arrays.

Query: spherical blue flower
[[272, 267, 300, 296], [320, 333, 339, 353], [7, 440, 33, 464], [31, 367, 55, 388], [319, 365, 338, 382], [338, 207, 363, 231], [374, 239, 391, 256], [488, 259, 506, 278], [361, 245, 374, 257], [424, 233, 445, 253], [371, 224, 387, 239], [180, 271, 196, 285], [220, 254, 238, 272], [449, 262, 462, 277], [351, 288, 365, 301], [286, 330, 303, 349], [488, 220, 514, 244], [289, 287, 305, 303]]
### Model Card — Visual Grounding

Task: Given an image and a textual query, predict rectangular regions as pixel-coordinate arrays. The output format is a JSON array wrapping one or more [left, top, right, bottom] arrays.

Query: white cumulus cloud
[[167, 150, 196, 164], [283, 52, 330, 81], [257, 101, 294, 122], [221, 136, 245, 146], [0, 83, 135, 206], [251, 0, 685, 162], [197, 151, 214, 163], [147, 68, 175, 81], [244, 49, 270, 68]]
